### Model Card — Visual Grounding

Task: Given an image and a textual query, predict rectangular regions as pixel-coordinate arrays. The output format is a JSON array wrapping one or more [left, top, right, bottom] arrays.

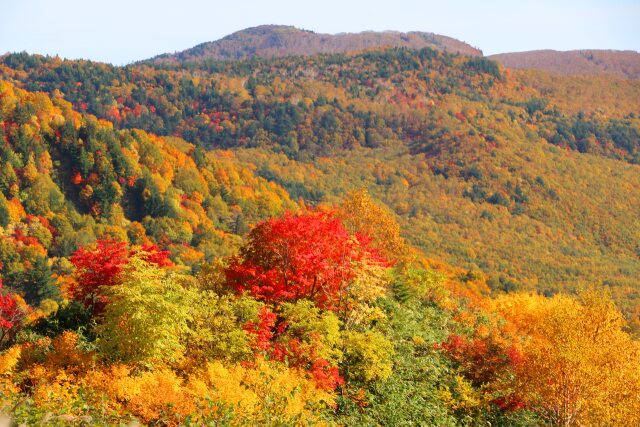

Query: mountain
[[148, 24, 482, 64], [489, 49, 640, 79]]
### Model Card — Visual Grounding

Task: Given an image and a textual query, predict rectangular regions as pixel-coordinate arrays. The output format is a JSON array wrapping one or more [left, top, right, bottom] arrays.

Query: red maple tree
[[438, 333, 526, 410], [225, 211, 385, 310], [244, 306, 344, 391]]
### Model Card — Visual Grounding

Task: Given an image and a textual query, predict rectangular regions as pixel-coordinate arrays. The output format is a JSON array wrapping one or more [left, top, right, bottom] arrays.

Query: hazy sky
[[2, 0, 639, 65]]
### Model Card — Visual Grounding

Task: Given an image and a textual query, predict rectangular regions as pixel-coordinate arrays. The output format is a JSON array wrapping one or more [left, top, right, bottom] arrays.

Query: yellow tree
[[493, 290, 640, 426], [338, 189, 405, 260]]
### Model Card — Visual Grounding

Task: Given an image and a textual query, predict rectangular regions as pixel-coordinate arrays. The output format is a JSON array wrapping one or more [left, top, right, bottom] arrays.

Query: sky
[[1, 0, 639, 65]]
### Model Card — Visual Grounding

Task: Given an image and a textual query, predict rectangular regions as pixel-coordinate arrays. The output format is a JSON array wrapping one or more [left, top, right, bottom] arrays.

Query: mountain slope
[[0, 79, 296, 287], [489, 49, 640, 79], [2, 49, 640, 324], [0, 77, 640, 427], [148, 25, 482, 64]]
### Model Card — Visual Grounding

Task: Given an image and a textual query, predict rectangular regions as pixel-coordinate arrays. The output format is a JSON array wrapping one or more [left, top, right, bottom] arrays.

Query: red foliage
[[493, 395, 526, 411], [225, 211, 385, 310], [506, 344, 525, 367], [244, 306, 278, 353], [70, 239, 129, 312], [310, 358, 344, 391], [71, 171, 83, 185], [439, 333, 513, 385], [439, 332, 526, 411], [106, 107, 121, 122], [138, 244, 173, 267], [0, 278, 23, 348], [13, 228, 40, 247], [244, 306, 344, 391], [70, 239, 172, 313]]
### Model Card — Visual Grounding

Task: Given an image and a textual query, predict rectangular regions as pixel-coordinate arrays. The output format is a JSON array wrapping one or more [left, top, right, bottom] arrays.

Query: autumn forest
[[0, 23, 639, 426]]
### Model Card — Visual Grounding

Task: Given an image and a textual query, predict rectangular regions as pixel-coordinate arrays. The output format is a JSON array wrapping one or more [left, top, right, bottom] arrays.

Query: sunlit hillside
[[0, 27, 639, 426]]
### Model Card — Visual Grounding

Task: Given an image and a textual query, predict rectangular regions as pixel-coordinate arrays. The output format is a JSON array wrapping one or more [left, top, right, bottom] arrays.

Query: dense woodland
[[0, 45, 639, 425]]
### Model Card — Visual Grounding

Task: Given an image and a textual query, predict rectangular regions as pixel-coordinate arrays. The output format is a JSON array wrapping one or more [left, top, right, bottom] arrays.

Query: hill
[[0, 79, 639, 427], [489, 49, 640, 79], [148, 24, 482, 64]]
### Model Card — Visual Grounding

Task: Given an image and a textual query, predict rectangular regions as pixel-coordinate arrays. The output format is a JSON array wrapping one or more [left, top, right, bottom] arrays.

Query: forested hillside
[[2, 48, 639, 319], [0, 43, 640, 425]]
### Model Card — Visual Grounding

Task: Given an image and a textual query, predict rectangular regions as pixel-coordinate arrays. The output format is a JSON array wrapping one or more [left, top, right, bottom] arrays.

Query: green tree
[[96, 252, 193, 366], [19, 256, 59, 306]]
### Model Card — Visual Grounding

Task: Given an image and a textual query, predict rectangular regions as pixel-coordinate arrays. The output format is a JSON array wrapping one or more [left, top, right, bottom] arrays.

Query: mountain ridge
[[147, 25, 640, 80], [148, 24, 483, 64], [489, 49, 640, 79]]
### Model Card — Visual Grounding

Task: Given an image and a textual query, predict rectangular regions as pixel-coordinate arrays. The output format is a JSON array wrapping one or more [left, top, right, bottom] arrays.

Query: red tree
[[438, 333, 526, 411], [225, 211, 385, 310], [70, 239, 171, 313], [0, 278, 23, 348]]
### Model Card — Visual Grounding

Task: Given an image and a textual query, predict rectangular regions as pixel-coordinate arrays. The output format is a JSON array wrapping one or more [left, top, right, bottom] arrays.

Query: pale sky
[[1, 0, 639, 65]]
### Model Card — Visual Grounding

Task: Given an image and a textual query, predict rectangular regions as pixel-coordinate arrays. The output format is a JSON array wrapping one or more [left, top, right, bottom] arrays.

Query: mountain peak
[[149, 25, 482, 64]]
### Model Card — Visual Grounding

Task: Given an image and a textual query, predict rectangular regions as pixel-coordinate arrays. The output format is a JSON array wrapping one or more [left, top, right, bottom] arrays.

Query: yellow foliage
[[44, 331, 94, 374], [75, 358, 334, 426], [439, 375, 484, 413], [343, 260, 390, 328], [191, 358, 335, 423], [339, 189, 406, 260], [0, 346, 21, 375], [32, 371, 80, 409], [494, 290, 640, 426], [85, 366, 194, 423]]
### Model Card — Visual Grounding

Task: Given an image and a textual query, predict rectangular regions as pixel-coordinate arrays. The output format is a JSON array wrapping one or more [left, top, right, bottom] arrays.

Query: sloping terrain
[[489, 49, 640, 79], [1, 28, 640, 427], [2, 47, 639, 319]]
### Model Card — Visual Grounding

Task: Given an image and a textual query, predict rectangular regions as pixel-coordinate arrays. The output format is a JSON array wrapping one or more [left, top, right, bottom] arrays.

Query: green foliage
[[279, 300, 343, 363], [186, 292, 256, 362], [13, 256, 60, 306], [32, 300, 93, 338], [336, 292, 455, 425], [342, 330, 394, 383], [95, 254, 193, 366]]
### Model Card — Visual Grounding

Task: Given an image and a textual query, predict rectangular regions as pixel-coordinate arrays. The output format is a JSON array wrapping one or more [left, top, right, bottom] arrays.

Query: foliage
[[2, 48, 640, 321], [493, 290, 640, 426], [95, 253, 192, 366], [225, 210, 387, 311], [0, 280, 24, 349]]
